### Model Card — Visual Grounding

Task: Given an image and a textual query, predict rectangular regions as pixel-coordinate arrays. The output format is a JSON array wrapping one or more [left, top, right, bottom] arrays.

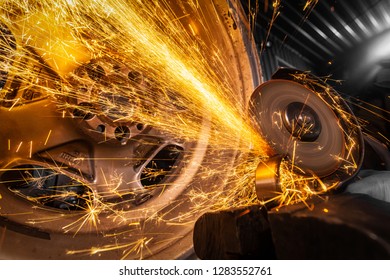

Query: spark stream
[[119, 266, 203, 276]]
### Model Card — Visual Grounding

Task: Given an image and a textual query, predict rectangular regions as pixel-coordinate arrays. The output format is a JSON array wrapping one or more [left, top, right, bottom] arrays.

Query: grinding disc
[[250, 79, 347, 177]]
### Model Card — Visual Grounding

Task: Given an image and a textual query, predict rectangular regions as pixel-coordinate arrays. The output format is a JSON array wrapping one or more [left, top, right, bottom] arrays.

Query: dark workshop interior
[[0, 0, 390, 260], [248, 0, 390, 146]]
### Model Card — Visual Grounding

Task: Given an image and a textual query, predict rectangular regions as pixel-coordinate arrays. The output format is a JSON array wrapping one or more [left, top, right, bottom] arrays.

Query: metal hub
[[283, 102, 321, 141]]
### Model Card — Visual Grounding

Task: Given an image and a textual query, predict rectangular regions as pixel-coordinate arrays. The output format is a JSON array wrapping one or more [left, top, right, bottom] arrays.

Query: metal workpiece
[[0, 0, 262, 259]]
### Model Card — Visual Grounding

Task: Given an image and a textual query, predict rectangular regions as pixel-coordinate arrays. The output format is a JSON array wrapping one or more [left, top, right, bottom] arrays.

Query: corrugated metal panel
[[249, 0, 390, 72], [253, 25, 313, 80]]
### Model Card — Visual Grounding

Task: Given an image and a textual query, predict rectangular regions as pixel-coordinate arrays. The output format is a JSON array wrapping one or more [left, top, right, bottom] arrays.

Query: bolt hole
[[136, 123, 144, 131], [113, 64, 121, 72], [86, 63, 105, 81], [128, 71, 143, 83], [73, 102, 94, 120], [96, 124, 106, 133], [115, 126, 131, 142], [22, 89, 41, 101]]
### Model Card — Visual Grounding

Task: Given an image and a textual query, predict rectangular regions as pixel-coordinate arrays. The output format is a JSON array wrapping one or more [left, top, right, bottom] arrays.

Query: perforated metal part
[[0, 0, 262, 259], [65, 57, 147, 145]]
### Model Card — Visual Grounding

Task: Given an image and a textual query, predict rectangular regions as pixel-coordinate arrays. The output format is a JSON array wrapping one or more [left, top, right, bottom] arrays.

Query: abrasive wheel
[[0, 0, 261, 259], [250, 69, 364, 199]]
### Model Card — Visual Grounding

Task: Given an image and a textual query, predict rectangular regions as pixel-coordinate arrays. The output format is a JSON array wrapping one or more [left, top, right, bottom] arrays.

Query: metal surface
[[0, 0, 262, 259], [282, 102, 322, 141]]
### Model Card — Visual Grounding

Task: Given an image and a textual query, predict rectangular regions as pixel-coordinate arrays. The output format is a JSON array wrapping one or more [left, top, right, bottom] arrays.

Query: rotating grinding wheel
[[250, 69, 364, 200]]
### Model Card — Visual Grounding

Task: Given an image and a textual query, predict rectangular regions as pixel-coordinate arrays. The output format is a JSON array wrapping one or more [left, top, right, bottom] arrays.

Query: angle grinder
[[249, 68, 364, 201]]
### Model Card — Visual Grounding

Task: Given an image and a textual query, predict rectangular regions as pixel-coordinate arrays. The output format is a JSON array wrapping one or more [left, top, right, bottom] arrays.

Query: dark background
[[243, 0, 390, 146]]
